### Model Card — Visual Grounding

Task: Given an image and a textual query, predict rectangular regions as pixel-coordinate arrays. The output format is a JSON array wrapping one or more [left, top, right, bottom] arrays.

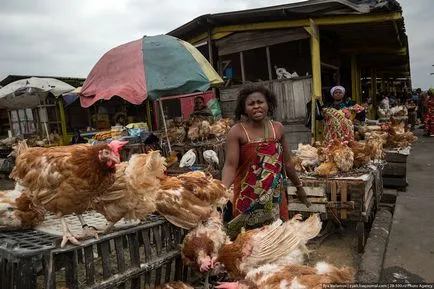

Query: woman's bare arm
[[221, 125, 241, 188], [275, 122, 310, 206]]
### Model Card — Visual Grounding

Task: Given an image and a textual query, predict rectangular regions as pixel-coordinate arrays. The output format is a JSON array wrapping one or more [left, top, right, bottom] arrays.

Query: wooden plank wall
[[219, 77, 312, 123]]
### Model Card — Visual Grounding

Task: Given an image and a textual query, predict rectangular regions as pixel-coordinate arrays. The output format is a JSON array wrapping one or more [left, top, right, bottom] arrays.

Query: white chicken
[[180, 149, 196, 168], [274, 66, 292, 79], [203, 150, 219, 169]]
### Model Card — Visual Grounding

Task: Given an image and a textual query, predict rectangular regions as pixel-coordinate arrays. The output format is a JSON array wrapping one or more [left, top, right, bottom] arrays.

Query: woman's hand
[[296, 186, 312, 208]]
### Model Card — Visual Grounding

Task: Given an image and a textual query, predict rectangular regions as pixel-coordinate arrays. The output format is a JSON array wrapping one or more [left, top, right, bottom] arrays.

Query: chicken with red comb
[[10, 140, 127, 247]]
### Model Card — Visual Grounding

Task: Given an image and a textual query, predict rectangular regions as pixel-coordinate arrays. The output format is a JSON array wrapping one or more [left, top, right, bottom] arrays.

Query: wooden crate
[[383, 148, 409, 190], [287, 168, 383, 252], [0, 216, 191, 289]]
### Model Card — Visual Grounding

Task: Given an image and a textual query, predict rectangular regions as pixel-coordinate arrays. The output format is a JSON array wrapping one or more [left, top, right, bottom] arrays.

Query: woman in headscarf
[[328, 85, 354, 109]]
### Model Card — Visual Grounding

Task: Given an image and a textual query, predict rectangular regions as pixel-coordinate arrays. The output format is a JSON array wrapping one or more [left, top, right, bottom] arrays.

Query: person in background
[[190, 96, 213, 118], [327, 85, 365, 121], [70, 129, 86, 144], [414, 88, 422, 120], [221, 84, 310, 239], [327, 85, 354, 109], [405, 96, 417, 131], [423, 90, 434, 136], [114, 113, 127, 127], [389, 92, 397, 107]]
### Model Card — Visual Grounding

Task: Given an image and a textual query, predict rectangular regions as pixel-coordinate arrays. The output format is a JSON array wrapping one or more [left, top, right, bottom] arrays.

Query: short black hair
[[234, 84, 277, 120], [195, 96, 205, 102]]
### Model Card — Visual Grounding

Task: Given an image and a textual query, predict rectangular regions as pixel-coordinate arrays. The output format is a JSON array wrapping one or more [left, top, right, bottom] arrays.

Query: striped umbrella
[[80, 34, 223, 108]]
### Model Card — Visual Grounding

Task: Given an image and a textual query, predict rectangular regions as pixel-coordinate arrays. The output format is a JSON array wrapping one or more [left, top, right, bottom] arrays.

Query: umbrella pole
[[44, 122, 51, 145], [158, 99, 172, 153]]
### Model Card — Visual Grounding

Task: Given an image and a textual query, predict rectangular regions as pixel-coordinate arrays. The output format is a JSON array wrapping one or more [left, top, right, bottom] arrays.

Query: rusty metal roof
[[168, 0, 402, 40]]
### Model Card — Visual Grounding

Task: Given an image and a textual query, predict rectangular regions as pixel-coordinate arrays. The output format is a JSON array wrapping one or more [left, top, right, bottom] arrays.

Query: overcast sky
[[0, 0, 432, 88]]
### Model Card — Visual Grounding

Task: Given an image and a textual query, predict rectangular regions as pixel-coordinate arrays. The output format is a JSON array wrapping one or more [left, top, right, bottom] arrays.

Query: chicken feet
[[60, 216, 81, 248], [76, 214, 100, 240]]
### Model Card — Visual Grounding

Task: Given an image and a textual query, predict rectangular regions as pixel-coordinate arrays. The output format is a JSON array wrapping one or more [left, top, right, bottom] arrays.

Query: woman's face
[[333, 89, 344, 101], [244, 92, 269, 121]]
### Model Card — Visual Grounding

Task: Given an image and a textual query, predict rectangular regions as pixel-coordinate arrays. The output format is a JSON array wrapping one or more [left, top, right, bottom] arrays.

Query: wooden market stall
[[167, 0, 413, 252], [0, 75, 85, 145], [168, 0, 411, 143]]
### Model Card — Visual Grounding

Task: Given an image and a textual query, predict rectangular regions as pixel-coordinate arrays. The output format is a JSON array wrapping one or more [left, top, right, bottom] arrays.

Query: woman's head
[[234, 84, 277, 121], [330, 86, 345, 102]]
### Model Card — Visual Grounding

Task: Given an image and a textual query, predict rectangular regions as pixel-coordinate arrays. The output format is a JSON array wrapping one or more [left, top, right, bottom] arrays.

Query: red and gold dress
[[424, 96, 434, 136], [227, 120, 289, 238]]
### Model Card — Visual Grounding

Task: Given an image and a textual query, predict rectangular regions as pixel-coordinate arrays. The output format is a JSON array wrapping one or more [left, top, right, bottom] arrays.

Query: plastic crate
[[0, 213, 191, 289]]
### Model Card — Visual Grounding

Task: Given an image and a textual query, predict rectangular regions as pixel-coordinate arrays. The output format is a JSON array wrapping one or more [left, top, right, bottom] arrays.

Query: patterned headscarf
[[330, 86, 345, 96]]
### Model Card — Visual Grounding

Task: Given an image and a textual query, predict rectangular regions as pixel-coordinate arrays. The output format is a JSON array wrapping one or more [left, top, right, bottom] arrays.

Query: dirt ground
[[307, 221, 361, 270]]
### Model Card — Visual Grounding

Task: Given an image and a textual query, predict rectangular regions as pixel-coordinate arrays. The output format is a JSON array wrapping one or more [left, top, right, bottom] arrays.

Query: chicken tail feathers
[[15, 140, 29, 157], [296, 213, 322, 241]]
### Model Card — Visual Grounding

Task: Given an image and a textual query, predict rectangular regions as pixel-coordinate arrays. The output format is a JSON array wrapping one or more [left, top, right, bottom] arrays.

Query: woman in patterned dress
[[424, 90, 434, 136], [221, 84, 310, 239]]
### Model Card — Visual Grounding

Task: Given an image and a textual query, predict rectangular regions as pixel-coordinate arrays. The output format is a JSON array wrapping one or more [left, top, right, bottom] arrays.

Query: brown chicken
[[383, 118, 417, 149], [163, 124, 187, 144], [92, 151, 167, 232], [314, 161, 339, 177], [188, 117, 212, 142], [156, 171, 230, 230], [365, 131, 387, 160], [210, 118, 233, 140], [348, 141, 372, 168], [10, 140, 127, 247], [181, 211, 229, 288], [218, 214, 322, 279], [155, 281, 194, 289], [215, 262, 354, 289], [326, 141, 354, 172], [181, 211, 228, 270], [0, 185, 45, 229]]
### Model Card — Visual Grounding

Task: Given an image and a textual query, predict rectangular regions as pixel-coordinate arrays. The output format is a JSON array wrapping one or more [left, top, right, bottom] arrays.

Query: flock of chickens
[[161, 117, 233, 144], [0, 140, 354, 288], [293, 107, 417, 177]]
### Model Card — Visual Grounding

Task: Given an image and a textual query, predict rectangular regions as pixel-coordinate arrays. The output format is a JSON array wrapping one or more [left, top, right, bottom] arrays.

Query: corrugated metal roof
[[168, 0, 402, 40]]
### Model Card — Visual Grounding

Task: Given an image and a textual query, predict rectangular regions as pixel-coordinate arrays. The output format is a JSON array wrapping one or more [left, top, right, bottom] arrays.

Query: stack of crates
[[382, 149, 409, 191], [0, 217, 191, 289]]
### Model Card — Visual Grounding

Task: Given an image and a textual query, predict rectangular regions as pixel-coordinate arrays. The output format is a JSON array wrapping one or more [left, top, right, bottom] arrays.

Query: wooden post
[[240, 51, 246, 83], [146, 99, 153, 131], [7, 110, 13, 136], [351, 55, 359, 103], [357, 65, 362, 104], [207, 28, 214, 67], [57, 99, 68, 145], [370, 68, 377, 119], [305, 19, 322, 143], [266, 46, 273, 80], [159, 99, 171, 152], [207, 28, 218, 97], [380, 73, 385, 93]]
